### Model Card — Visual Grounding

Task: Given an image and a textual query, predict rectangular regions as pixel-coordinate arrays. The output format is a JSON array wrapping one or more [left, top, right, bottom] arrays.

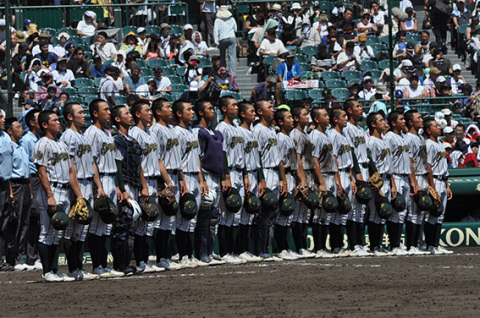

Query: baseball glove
[[138, 195, 160, 222], [429, 186, 441, 209], [367, 172, 384, 193], [93, 195, 110, 214], [158, 187, 176, 206], [69, 198, 93, 225]]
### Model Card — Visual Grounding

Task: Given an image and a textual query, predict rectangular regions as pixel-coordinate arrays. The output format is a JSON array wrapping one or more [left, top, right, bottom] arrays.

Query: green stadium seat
[[220, 91, 243, 102], [85, 96, 97, 106], [308, 89, 326, 100], [75, 78, 94, 87], [321, 71, 342, 81], [145, 25, 161, 35], [199, 60, 212, 68], [360, 60, 379, 71], [325, 79, 347, 89], [170, 25, 184, 36], [366, 37, 381, 45], [141, 68, 153, 76], [342, 70, 361, 82], [332, 88, 351, 101], [378, 60, 399, 70], [78, 86, 97, 97], [104, 59, 115, 66], [94, 78, 103, 87], [61, 87, 77, 94], [285, 89, 308, 102], [136, 59, 147, 68], [299, 63, 310, 73], [122, 26, 137, 36], [116, 96, 127, 105], [69, 96, 85, 104], [406, 33, 420, 44], [147, 59, 168, 68], [171, 84, 188, 92], [293, 54, 308, 63], [169, 76, 183, 84], [162, 68, 176, 76], [176, 66, 187, 77]]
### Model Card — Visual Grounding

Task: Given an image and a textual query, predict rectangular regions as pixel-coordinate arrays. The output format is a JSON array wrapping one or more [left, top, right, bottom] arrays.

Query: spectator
[[394, 59, 413, 83], [39, 84, 60, 111], [0, 19, 15, 45], [392, 31, 407, 60], [152, 67, 171, 94], [415, 31, 431, 57], [136, 77, 157, 101], [67, 47, 91, 78], [329, 29, 346, 58], [442, 108, 458, 128], [269, 4, 284, 31], [358, 76, 376, 100], [451, 64, 466, 95], [214, 6, 237, 76], [399, 0, 413, 11], [211, 55, 221, 73], [52, 57, 75, 87], [282, 2, 304, 30], [336, 41, 361, 71], [370, 1, 386, 35], [275, 52, 301, 104], [179, 81, 200, 105], [181, 24, 194, 44], [422, 41, 437, 68], [452, 0, 471, 49], [280, 23, 297, 47], [354, 33, 375, 62], [120, 32, 143, 55], [123, 64, 144, 94], [54, 32, 70, 58], [199, 0, 215, 47], [455, 123, 470, 144], [244, 8, 266, 32], [334, 7, 353, 29], [12, 43, 32, 92], [450, 139, 466, 167], [111, 50, 128, 78], [26, 58, 42, 92], [424, 66, 441, 97], [90, 55, 106, 79], [126, 93, 139, 107], [216, 67, 238, 92], [64, 42, 76, 60], [128, 0, 148, 27], [178, 38, 195, 66], [297, 21, 321, 49], [92, 31, 117, 62], [466, 16, 479, 42], [348, 82, 360, 99], [164, 35, 180, 62], [143, 33, 162, 61], [185, 55, 202, 84], [99, 66, 120, 108], [159, 23, 171, 51], [400, 7, 418, 33], [322, 26, 337, 46], [313, 10, 332, 39], [444, 126, 456, 145], [403, 73, 428, 100], [425, 0, 451, 48], [192, 31, 209, 57], [250, 75, 276, 103], [259, 26, 286, 57], [0, 32, 19, 62], [342, 20, 358, 43], [311, 42, 336, 72], [34, 42, 58, 69], [137, 27, 147, 47], [77, 11, 98, 37], [429, 47, 452, 75], [92, 0, 115, 26], [31, 33, 55, 56], [357, 12, 377, 34]]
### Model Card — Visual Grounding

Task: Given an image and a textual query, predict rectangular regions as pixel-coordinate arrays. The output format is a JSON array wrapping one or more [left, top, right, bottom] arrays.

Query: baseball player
[[404, 110, 431, 255], [424, 118, 453, 255], [4, 118, 33, 270], [237, 101, 265, 262], [20, 109, 42, 270], [327, 108, 356, 257], [289, 106, 317, 259], [172, 99, 205, 268], [129, 100, 172, 273], [309, 108, 335, 258], [274, 108, 298, 260], [192, 99, 227, 266], [60, 102, 105, 280], [384, 111, 414, 256], [33, 110, 83, 282], [84, 99, 124, 277], [252, 100, 286, 261], [150, 98, 184, 270], [0, 109, 14, 272], [365, 112, 395, 257], [343, 99, 373, 257], [215, 96, 249, 264]]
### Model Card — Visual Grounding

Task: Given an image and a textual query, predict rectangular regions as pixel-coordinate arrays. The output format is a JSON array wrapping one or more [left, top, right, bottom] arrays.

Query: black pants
[[9, 180, 33, 266], [0, 180, 10, 258], [199, 12, 215, 47]]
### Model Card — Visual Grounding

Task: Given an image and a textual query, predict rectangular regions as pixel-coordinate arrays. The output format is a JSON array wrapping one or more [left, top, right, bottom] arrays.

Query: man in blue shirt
[[123, 64, 145, 94], [34, 43, 58, 70], [275, 52, 302, 105], [90, 55, 107, 80], [4, 118, 33, 270], [0, 109, 14, 271]]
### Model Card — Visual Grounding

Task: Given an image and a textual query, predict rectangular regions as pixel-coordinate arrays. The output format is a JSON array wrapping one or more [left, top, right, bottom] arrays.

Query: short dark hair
[[456, 123, 466, 131], [330, 108, 345, 126], [254, 99, 269, 115], [62, 102, 81, 123], [218, 96, 236, 113], [25, 109, 40, 130], [172, 99, 189, 120], [238, 101, 254, 122], [343, 98, 357, 116], [404, 109, 420, 129], [290, 106, 304, 122], [423, 118, 436, 137], [310, 107, 324, 121], [151, 97, 170, 120], [194, 99, 212, 119], [131, 101, 150, 123], [387, 110, 403, 128], [274, 109, 289, 126], [5, 117, 18, 133], [111, 105, 127, 127], [38, 110, 56, 132], [366, 112, 382, 131], [73, 47, 84, 56], [98, 31, 108, 39], [211, 55, 221, 63], [89, 98, 107, 120]]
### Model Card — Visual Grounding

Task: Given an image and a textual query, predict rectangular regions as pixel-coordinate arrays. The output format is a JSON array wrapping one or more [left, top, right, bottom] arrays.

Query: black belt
[[265, 167, 279, 171], [51, 182, 70, 189], [323, 171, 336, 175], [167, 169, 179, 175], [434, 175, 448, 181], [78, 177, 93, 181], [382, 174, 392, 180], [100, 172, 116, 176], [30, 173, 39, 178], [338, 168, 350, 173], [11, 178, 30, 184], [360, 162, 368, 168], [145, 176, 158, 180], [394, 173, 409, 177], [284, 167, 297, 174]]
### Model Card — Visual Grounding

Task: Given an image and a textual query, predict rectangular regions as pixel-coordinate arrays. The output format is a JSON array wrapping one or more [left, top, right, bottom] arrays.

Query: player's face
[[395, 115, 406, 130], [374, 114, 386, 132], [260, 101, 274, 121], [298, 108, 309, 127], [336, 111, 348, 128], [283, 111, 294, 130], [182, 103, 195, 124], [9, 121, 23, 140], [428, 121, 442, 138], [0, 112, 4, 130], [119, 107, 133, 126], [138, 104, 153, 125], [160, 103, 173, 121], [455, 126, 465, 139], [202, 102, 215, 122], [351, 102, 363, 119], [316, 109, 329, 126], [242, 105, 256, 124], [47, 114, 62, 135], [412, 112, 423, 129], [96, 102, 111, 125], [71, 104, 86, 127], [225, 99, 238, 118]]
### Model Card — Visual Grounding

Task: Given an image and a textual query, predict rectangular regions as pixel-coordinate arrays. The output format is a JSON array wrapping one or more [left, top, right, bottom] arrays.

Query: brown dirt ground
[[1, 247, 480, 317]]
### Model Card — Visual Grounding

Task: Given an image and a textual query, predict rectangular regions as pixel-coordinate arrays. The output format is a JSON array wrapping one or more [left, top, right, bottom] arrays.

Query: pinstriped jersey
[[290, 128, 315, 170], [384, 131, 412, 175], [309, 129, 338, 173], [426, 139, 449, 177], [277, 132, 298, 170], [129, 126, 161, 177], [252, 123, 281, 169], [405, 132, 428, 175], [60, 129, 94, 179], [215, 121, 244, 169], [150, 123, 181, 171], [33, 137, 71, 184], [366, 136, 392, 175], [344, 122, 368, 164], [173, 125, 200, 173], [84, 125, 121, 174], [238, 126, 261, 171], [328, 129, 353, 170]]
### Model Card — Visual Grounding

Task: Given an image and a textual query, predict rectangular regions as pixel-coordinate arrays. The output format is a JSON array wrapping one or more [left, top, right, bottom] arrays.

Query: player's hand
[[391, 184, 397, 200], [47, 196, 57, 214], [413, 183, 421, 196], [351, 181, 357, 195], [258, 180, 266, 197], [356, 173, 364, 182], [166, 180, 174, 192], [141, 187, 149, 202], [279, 180, 286, 196], [121, 192, 133, 206], [447, 185, 453, 200], [200, 181, 208, 197], [336, 185, 344, 197], [244, 175, 251, 197], [97, 187, 106, 199], [180, 180, 188, 196], [318, 183, 327, 193]]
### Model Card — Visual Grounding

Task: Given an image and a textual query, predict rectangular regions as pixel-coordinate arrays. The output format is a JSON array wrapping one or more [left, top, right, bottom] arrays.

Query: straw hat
[[26, 23, 40, 36]]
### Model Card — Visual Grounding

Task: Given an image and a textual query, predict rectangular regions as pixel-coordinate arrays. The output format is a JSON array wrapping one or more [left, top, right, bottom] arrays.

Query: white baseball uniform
[[425, 139, 449, 225], [276, 131, 297, 226]]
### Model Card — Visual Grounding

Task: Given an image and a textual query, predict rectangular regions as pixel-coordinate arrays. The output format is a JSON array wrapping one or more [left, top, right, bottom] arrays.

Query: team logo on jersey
[[266, 138, 278, 150], [353, 136, 366, 148], [322, 143, 333, 152], [419, 144, 427, 160], [230, 136, 244, 149], [100, 142, 116, 155], [51, 152, 69, 166], [288, 147, 296, 159], [77, 144, 92, 158], [379, 148, 391, 161], [245, 140, 258, 154], [144, 143, 158, 156], [185, 140, 199, 154], [435, 151, 447, 163], [395, 145, 409, 157], [166, 138, 179, 151], [338, 144, 352, 156], [35, 150, 43, 160]]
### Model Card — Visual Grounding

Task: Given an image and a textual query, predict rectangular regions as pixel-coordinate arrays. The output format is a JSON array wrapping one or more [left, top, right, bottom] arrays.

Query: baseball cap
[[406, 42, 415, 50], [363, 76, 373, 83], [430, 67, 441, 75], [436, 76, 447, 83], [0, 19, 5, 26], [153, 66, 163, 73], [183, 24, 193, 31], [57, 32, 70, 40], [401, 59, 413, 67], [453, 64, 462, 71], [147, 77, 156, 84], [160, 23, 171, 30], [442, 108, 452, 116], [336, 29, 344, 36], [25, 99, 35, 105], [359, 33, 367, 42], [24, 19, 32, 25], [277, 104, 291, 111], [137, 27, 146, 34], [444, 126, 454, 134], [291, 3, 302, 10], [286, 52, 295, 59], [189, 81, 199, 91]]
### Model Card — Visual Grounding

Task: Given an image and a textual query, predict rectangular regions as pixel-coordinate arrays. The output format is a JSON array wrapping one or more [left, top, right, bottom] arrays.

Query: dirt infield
[[1, 247, 480, 317]]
